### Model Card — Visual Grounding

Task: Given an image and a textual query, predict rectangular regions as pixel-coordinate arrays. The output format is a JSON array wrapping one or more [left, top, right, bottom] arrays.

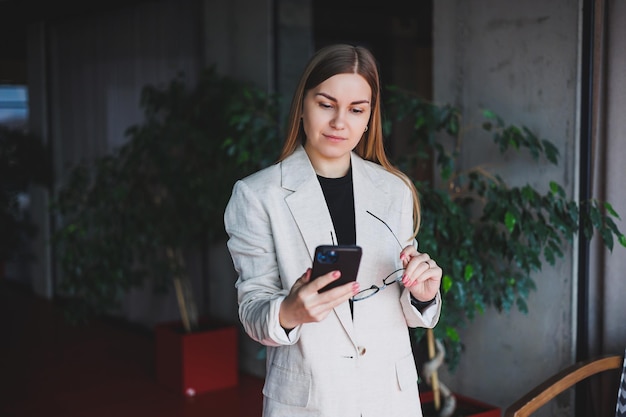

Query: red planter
[[155, 320, 238, 396], [420, 391, 501, 417]]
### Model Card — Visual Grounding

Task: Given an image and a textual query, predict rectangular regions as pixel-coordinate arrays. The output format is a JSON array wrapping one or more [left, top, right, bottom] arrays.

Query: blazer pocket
[[395, 353, 419, 391], [263, 362, 311, 407]]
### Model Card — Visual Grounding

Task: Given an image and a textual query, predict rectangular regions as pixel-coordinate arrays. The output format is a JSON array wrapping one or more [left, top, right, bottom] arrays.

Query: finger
[[301, 268, 312, 283], [407, 264, 442, 291], [309, 270, 342, 292], [409, 274, 442, 301], [318, 280, 360, 304], [426, 259, 440, 271], [289, 269, 311, 294], [299, 280, 359, 322], [403, 257, 439, 288], [402, 253, 431, 280], [407, 268, 440, 287], [399, 245, 418, 266]]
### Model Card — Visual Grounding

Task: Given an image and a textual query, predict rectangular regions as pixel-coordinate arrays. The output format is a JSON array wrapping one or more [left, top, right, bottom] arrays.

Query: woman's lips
[[324, 134, 346, 141]]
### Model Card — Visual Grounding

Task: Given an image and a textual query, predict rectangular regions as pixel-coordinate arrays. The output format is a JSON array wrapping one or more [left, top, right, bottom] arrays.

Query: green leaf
[[604, 202, 621, 219], [549, 181, 565, 197], [483, 109, 496, 119], [446, 326, 460, 343], [442, 274, 453, 293], [505, 211, 517, 233], [464, 264, 474, 281], [589, 205, 602, 229], [541, 139, 560, 164]]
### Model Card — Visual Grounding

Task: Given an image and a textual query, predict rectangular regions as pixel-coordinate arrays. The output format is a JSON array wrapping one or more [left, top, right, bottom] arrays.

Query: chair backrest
[[504, 354, 624, 417]]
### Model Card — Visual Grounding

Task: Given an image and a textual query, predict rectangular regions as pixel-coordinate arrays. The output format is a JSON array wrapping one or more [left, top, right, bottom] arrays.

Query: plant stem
[[427, 328, 441, 410]]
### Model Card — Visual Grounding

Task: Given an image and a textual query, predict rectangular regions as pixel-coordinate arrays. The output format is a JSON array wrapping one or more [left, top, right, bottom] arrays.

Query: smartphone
[[311, 245, 362, 293]]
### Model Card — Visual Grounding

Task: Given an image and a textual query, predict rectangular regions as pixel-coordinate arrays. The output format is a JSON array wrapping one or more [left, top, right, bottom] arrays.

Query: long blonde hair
[[278, 44, 421, 235]]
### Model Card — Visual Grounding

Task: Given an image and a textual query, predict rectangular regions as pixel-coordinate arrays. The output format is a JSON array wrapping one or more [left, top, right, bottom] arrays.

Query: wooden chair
[[504, 353, 625, 417]]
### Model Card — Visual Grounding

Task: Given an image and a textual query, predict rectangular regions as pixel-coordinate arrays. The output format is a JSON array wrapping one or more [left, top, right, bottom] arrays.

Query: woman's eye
[[351, 108, 364, 114], [319, 102, 333, 109]]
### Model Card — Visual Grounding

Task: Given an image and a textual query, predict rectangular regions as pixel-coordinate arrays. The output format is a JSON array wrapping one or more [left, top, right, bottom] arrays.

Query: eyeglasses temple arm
[[366, 210, 404, 250]]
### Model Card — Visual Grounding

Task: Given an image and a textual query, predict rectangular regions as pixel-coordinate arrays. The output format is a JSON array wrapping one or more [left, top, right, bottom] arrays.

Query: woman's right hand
[[278, 268, 360, 331]]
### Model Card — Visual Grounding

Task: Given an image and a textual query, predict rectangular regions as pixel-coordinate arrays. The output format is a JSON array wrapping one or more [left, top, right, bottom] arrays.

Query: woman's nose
[[330, 110, 346, 129]]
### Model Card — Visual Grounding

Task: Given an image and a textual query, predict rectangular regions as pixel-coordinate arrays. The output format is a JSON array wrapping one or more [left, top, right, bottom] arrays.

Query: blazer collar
[[281, 145, 394, 251]]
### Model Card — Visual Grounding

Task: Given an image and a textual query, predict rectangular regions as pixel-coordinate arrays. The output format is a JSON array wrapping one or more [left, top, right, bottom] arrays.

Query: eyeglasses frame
[[351, 210, 407, 302]]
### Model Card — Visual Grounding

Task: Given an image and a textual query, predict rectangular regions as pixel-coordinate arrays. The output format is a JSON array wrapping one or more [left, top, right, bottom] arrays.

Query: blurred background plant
[[51, 67, 282, 331]]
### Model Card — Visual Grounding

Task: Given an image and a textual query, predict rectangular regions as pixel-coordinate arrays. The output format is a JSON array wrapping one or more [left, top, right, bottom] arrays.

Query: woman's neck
[[305, 149, 351, 178]]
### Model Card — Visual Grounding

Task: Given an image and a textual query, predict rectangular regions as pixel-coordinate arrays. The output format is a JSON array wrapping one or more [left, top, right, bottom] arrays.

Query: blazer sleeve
[[396, 181, 442, 328], [224, 179, 302, 347]]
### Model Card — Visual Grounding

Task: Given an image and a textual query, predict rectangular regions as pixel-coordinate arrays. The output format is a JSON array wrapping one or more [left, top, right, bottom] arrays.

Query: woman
[[224, 43, 442, 417]]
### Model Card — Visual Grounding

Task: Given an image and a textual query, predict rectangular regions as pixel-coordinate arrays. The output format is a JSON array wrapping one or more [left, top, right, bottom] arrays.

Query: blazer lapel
[[351, 153, 392, 247], [282, 146, 335, 258]]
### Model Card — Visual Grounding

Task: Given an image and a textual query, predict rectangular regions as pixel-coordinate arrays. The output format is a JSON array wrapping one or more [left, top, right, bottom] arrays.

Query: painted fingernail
[[333, 271, 341, 278], [352, 283, 360, 293]]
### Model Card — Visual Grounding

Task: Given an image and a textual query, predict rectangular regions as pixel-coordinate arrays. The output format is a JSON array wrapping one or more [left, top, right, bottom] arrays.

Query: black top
[[317, 166, 356, 245]]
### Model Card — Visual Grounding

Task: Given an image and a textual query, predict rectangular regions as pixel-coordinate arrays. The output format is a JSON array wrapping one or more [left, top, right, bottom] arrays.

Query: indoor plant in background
[[383, 87, 626, 416], [50, 67, 281, 395]]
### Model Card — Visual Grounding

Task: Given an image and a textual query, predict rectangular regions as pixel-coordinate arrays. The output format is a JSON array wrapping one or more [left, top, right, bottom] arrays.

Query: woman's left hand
[[399, 245, 442, 303]]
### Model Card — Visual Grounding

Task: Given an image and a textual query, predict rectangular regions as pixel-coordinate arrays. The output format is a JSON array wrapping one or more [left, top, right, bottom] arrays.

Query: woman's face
[[302, 72, 372, 178]]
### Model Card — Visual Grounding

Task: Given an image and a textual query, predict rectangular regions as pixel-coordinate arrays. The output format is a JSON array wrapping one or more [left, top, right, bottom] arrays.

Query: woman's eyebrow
[[315, 92, 370, 105]]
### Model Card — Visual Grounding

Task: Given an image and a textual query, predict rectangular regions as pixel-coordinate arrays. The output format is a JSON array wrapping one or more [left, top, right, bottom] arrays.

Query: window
[[0, 84, 28, 128]]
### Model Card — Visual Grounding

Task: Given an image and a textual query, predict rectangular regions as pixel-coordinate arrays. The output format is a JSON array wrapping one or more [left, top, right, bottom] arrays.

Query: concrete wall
[[434, 0, 580, 412]]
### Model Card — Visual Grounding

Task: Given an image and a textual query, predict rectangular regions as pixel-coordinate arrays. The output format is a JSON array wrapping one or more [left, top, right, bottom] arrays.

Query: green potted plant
[[50, 67, 281, 395], [0, 125, 50, 279], [382, 86, 626, 416]]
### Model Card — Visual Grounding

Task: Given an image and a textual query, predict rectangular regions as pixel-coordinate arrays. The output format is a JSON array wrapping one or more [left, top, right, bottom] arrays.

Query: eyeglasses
[[352, 211, 406, 302]]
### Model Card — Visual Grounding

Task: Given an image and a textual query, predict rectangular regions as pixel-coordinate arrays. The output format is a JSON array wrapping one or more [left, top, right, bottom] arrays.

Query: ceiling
[[0, 0, 150, 60]]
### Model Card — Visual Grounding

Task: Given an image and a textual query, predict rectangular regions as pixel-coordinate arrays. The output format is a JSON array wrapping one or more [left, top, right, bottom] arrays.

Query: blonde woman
[[224, 43, 442, 417]]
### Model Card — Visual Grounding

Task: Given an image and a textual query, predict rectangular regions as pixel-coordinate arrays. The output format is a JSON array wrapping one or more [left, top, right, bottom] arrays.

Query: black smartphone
[[311, 245, 362, 293]]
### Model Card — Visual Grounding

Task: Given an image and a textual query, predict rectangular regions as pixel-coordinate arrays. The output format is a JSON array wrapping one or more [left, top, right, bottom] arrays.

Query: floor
[[0, 279, 264, 417]]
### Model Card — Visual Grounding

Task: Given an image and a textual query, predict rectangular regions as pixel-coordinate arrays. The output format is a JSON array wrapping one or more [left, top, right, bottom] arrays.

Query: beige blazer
[[224, 145, 441, 417]]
